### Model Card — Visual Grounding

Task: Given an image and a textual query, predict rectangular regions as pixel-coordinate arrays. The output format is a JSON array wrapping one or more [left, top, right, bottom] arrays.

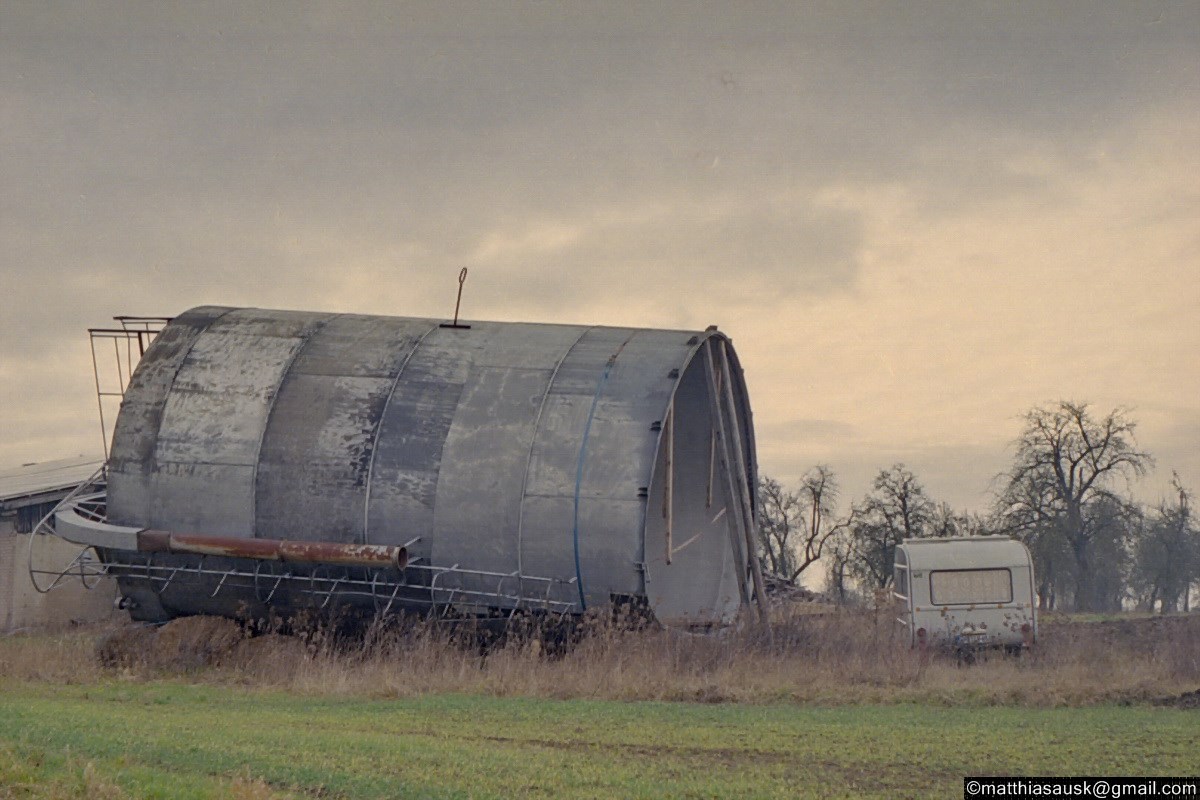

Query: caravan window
[[893, 565, 909, 600], [930, 568, 1012, 605], [893, 548, 909, 599]]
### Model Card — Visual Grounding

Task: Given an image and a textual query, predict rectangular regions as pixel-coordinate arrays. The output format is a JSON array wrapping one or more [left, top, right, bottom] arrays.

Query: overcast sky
[[2, 2, 1197, 513]]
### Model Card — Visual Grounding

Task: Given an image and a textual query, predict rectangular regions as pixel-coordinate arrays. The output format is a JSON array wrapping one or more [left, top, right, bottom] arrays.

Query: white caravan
[[893, 536, 1037, 651]]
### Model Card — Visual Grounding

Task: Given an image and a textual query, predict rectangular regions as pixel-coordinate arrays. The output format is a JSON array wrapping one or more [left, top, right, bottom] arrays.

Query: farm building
[[0, 456, 117, 632], [54, 306, 765, 628]]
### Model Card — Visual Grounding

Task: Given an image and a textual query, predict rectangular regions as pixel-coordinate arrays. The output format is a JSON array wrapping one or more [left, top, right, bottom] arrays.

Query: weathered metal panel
[[515, 494, 578, 597], [148, 461, 256, 535], [431, 322, 586, 593], [282, 313, 430, 378], [155, 334, 304, 465], [543, 329, 636, 397], [642, 354, 745, 624], [472, 322, 587, 369], [107, 306, 233, 526], [256, 374, 392, 542], [431, 365, 554, 580], [365, 324, 472, 560], [149, 309, 328, 535], [512, 328, 640, 604], [575, 498, 646, 605], [522, 393, 594, 496], [255, 315, 434, 544], [105, 307, 758, 625], [569, 331, 697, 605]]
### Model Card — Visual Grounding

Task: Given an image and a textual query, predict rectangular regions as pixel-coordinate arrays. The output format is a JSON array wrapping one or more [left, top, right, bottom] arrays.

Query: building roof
[[0, 455, 103, 507]]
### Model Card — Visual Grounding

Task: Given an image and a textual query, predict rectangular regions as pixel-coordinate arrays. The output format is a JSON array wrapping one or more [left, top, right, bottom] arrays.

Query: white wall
[[1, 523, 117, 632]]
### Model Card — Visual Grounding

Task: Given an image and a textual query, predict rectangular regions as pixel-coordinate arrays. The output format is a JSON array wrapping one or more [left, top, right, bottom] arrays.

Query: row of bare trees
[[755, 401, 1198, 613], [755, 462, 948, 602]]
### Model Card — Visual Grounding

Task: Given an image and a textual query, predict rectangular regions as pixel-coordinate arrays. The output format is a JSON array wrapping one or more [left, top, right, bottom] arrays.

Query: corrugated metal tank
[[103, 306, 758, 626]]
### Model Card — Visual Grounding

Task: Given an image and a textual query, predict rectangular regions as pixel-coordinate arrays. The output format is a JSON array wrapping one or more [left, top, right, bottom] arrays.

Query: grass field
[[2, 683, 1197, 800], [0, 611, 1196, 798]]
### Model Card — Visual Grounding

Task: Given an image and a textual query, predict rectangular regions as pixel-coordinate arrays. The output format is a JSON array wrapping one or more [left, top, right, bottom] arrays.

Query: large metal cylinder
[[102, 306, 758, 626]]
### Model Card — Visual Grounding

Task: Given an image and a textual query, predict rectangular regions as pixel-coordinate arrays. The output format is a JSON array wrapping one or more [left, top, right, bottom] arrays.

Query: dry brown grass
[[2, 608, 1197, 708]]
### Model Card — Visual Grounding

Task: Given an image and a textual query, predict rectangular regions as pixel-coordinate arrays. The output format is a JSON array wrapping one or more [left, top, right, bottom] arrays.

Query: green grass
[[1, 682, 1195, 799]]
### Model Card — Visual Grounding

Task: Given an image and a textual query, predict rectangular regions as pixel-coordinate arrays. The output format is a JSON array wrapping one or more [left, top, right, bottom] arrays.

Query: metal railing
[[27, 471, 580, 617], [26, 466, 108, 593], [88, 316, 172, 460], [98, 557, 579, 617]]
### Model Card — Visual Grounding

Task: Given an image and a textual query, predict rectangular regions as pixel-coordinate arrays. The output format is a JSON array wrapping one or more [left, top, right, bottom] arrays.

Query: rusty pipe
[[136, 531, 407, 570]]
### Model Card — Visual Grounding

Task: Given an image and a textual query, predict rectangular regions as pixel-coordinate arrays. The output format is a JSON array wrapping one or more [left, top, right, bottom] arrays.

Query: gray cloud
[[758, 417, 859, 442], [762, 440, 1014, 514], [1, 2, 1196, 507]]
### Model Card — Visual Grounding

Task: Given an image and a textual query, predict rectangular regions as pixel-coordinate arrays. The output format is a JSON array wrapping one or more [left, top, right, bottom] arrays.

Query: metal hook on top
[[441, 267, 472, 329]]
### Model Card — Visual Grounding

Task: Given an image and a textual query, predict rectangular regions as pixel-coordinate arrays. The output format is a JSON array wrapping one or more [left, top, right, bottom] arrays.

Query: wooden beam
[[716, 340, 770, 627], [702, 340, 750, 608]]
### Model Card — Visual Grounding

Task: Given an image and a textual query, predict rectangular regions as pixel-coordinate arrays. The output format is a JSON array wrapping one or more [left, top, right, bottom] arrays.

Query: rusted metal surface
[[439, 267, 471, 329], [135, 531, 407, 569]]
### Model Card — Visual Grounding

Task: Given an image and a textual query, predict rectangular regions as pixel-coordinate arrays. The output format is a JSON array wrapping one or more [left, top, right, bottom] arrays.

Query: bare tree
[[846, 463, 936, 589], [1131, 473, 1197, 613], [756, 476, 801, 577], [993, 401, 1152, 611], [929, 501, 990, 538], [793, 465, 854, 582], [1084, 493, 1141, 613], [757, 466, 852, 586], [824, 530, 854, 604], [989, 464, 1070, 609]]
